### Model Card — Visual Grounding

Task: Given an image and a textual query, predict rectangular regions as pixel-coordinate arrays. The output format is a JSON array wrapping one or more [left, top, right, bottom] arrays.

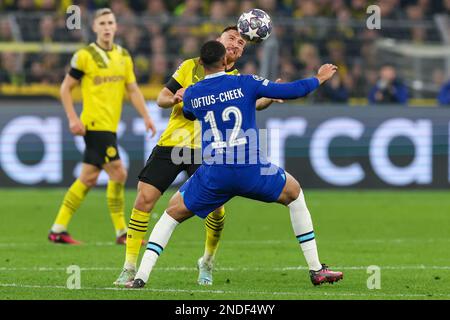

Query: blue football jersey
[[183, 72, 319, 166]]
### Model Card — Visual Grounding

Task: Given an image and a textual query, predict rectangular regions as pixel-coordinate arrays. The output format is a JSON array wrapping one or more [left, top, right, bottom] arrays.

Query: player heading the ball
[[126, 40, 343, 289]]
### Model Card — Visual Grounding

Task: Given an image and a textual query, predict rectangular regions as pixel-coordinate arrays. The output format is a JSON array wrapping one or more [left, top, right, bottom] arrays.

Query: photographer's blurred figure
[[438, 78, 450, 106], [368, 64, 408, 105]]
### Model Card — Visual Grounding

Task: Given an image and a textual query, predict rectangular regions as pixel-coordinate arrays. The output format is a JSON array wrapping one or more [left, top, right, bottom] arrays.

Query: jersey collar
[[94, 42, 114, 52], [204, 71, 227, 79]]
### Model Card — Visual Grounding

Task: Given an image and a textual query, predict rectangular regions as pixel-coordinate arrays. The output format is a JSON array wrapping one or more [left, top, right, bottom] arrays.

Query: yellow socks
[[203, 207, 225, 264], [125, 208, 150, 270], [52, 179, 89, 233], [107, 180, 127, 236]]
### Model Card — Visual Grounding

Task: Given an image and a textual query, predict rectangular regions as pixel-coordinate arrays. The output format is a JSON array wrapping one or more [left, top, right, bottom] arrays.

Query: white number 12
[[204, 106, 247, 149]]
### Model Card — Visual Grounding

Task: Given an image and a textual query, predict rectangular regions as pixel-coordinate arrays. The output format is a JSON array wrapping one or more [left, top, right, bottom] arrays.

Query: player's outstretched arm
[[256, 78, 284, 111], [60, 74, 85, 136], [127, 82, 157, 137], [255, 64, 337, 101]]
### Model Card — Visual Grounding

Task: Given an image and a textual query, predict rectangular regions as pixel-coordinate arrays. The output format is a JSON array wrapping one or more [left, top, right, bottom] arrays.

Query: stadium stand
[[0, 0, 449, 106]]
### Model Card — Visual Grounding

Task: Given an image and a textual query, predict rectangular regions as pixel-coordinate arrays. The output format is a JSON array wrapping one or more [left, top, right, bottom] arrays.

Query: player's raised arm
[[254, 64, 337, 101]]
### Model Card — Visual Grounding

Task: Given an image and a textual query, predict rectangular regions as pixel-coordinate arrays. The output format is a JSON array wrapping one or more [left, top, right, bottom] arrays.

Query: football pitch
[[0, 188, 449, 300]]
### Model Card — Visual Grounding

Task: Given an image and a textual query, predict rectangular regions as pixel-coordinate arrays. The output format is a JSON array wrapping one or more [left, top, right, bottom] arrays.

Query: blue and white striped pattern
[[146, 241, 164, 256], [296, 231, 315, 244]]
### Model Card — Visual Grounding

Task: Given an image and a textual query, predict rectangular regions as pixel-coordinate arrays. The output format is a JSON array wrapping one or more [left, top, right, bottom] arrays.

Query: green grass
[[0, 188, 449, 300]]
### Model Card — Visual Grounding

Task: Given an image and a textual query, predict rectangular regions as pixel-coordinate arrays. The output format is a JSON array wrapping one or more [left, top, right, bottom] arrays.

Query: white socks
[[288, 190, 322, 271], [134, 211, 179, 283], [51, 224, 66, 233]]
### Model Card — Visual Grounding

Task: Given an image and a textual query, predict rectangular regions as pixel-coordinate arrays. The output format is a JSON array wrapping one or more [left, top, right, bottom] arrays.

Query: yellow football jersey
[[70, 42, 136, 132], [157, 58, 239, 149]]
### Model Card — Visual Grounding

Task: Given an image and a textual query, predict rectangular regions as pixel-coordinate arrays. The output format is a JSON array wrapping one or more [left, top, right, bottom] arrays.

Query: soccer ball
[[237, 9, 272, 43]]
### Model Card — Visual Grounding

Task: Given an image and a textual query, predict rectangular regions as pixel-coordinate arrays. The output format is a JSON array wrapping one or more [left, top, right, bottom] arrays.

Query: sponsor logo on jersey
[[93, 75, 125, 85]]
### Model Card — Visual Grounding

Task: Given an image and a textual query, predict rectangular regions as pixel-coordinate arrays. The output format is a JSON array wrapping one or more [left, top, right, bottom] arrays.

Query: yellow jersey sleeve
[[70, 49, 89, 72], [172, 59, 195, 88]]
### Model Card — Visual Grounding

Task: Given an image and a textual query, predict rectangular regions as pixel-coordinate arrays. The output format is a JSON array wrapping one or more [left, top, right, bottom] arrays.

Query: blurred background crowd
[[1, 0, 450, 105]]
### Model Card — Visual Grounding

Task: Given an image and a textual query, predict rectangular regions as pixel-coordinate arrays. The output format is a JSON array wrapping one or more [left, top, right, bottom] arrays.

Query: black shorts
[[83, 131, 120, 168], [138, 145, 201, 194]]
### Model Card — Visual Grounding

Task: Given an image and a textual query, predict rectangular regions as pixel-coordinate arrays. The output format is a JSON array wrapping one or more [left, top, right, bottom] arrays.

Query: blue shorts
[[180, 163, 287, 218]]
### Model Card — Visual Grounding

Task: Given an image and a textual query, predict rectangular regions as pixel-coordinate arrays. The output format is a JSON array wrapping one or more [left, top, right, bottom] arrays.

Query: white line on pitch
[[1, 238, 450, 247], [0, 283, 448, 298], [1, 265, 449, 272]]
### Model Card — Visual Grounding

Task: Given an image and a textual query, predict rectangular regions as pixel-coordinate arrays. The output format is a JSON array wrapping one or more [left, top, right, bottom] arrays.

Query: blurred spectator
[[180, 35, 200, 59], [16, 0, 35, 11], [349, 60, 368, 98], [279, 58, 297, 82], [27, 61, 48, 83], [297, 43, 321, 78], [334, 7, 355, 41], [242, 60, 259, 75], [110, 0, 134, 20], [432, 69, 445, 91], [239, 0, 256, 13], [223, 0, 239, 17], [0, 0, 444, 105], [443, 0, 450, 14], [294, 0, 319, 18], [350, 0, 368, 19], [437, 77, 450, 106], [38, 0, 57, 12], [144, 0, 170, 22], [39, 15, 64, 42], [0, 52, 26, 85], [148, 53, 170, 86], [133, 55, 150, 83], [329, 0, 347, 17], [170, 0, 204, 39], [257, 0, 276, 13], [326, 40, 349, 78], [292, 0, 322, 41], [320, 74, 349, 103], [150, 34, 167, 55], [368, 64, 408, 105], [174, 0, 204, 18], [144, 20, 164, 38], [406, 5, 426, 43], [378, 0, 402, 19], [193, 0, 228, 37], [0, 18, 13, 41], [0, 0, 17, 10], [121, 26, 144, 56]]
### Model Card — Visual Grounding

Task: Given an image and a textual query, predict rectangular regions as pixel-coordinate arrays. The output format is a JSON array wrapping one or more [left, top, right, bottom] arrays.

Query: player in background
[[114, 26, 282, 286], [128, 40, 343, 288], [48, 8, 156, 245]]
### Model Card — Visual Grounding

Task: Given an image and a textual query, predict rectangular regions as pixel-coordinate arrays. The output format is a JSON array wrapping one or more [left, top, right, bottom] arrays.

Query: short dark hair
[[221, 25, 238, 34], [200, 40, 226, 68]]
